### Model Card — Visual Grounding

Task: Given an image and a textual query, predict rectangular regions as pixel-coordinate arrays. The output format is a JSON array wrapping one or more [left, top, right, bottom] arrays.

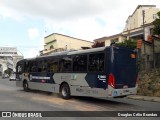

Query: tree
[[92, 42, 105, 48], [153, 11, 160, 35], [115, 39, 136, 49], [4, 68, 12, 76]]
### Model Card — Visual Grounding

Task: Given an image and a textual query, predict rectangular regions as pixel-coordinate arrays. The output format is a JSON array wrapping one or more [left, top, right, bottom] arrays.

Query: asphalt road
[[0, 78, 159, 120]]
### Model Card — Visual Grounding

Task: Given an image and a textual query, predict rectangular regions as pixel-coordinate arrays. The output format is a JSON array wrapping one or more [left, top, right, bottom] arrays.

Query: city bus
[[14, 46, 138, 99]]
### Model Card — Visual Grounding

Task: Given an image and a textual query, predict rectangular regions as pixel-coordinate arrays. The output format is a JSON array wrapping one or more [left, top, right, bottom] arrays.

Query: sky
[[0, 0, 160, 58]]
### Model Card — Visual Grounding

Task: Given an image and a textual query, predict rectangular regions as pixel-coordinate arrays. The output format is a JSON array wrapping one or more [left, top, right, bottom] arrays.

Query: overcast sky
[[0, 0, 159, 58]]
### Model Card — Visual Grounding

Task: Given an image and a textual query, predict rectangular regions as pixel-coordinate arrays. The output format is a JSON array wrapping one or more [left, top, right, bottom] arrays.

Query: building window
[[153, 14, 157, 19], [150, 28, 153, 35], [111, 38, 118, 43], [50, 45, 54, 50]]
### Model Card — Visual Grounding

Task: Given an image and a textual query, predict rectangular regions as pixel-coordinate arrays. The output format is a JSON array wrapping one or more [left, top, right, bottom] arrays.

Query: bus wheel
[[60, 84, 71, 99], [23, 81, 29, 92]]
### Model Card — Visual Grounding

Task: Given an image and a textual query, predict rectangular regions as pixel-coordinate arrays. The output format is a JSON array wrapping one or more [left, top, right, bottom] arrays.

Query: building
[[139, 36, 160, 70], [40, 33, 93, 55], [0, 47, 24, 75], [124, 5, 159, 31], [94, 5, 159, 46], [94, 33, 126, 46], [123, 5, 159, 40]]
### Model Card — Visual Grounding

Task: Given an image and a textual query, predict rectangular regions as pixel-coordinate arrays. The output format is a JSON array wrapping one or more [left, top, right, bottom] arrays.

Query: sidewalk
[[127, 95, 160, 102]]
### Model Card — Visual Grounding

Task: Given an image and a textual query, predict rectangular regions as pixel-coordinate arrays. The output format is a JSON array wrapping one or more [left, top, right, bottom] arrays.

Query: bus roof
[[25, 50, 71, 61], [68, 47, 106, 55], [22, 47, 107, 61]]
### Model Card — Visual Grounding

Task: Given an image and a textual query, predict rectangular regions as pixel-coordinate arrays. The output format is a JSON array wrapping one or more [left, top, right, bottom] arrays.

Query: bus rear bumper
[[109, 87, 137, 97]]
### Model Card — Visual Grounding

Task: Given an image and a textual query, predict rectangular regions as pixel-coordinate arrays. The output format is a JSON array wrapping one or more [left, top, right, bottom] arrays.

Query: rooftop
[[94, 33, 125, 42], [45, 33, 93, 43], [125, 5, 156, 22]]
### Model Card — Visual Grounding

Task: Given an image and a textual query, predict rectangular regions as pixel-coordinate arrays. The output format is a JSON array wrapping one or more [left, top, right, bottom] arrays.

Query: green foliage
[[92, 42, 105, 48], [153, 11, 160, 35], [4, 69, 12, 76], [115, 39, 136, 49]]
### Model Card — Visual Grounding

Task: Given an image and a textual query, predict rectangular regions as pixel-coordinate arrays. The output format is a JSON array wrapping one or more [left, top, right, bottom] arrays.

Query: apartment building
[[123, 5, 159, 40], [94, 5, 159, 46], [40, 33, 93, 55], [0, 47, 24, 75], [124, 5, 159, 31]]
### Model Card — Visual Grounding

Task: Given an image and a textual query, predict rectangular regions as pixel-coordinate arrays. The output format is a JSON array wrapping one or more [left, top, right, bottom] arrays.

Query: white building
[[0, 47, 23, 75]]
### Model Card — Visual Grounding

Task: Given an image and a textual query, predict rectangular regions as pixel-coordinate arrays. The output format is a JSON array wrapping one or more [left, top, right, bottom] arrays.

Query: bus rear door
[[108, 47, 138, 97]]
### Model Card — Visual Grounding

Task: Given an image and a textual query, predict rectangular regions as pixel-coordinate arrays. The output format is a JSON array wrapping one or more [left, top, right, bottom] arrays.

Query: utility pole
[[152, 35, 156, 69], [142, 10, 146, 53], [142, 10, 147, 70]]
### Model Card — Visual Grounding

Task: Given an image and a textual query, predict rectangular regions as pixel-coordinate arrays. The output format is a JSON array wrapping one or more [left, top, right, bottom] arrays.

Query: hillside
[[137, 68, 160, 97]]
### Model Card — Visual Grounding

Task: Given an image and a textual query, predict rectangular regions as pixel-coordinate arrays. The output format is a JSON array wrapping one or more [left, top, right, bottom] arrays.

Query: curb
[[127, 95, 160, 102]]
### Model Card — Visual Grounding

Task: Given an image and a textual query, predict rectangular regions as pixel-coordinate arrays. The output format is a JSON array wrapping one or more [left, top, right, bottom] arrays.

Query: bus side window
[[42, 60, 48, 72], [16, 61, 24, 73], [59, 57, 72, 72], [73, 56, 79, 71], [17, 64, 23, 73], [29, 61, 34, 72], [31, 61, 38, 72], [50, 62, 59, 72], [88, 53, 104, 72], [24, 61, 29, 72], [73, 55, 87, 72], [37, 60, 42, 72]]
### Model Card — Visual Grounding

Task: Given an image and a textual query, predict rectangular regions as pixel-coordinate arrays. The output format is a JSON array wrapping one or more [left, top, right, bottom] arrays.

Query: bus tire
[[23, 80, 30, 92], [60, 83, 71, 99]]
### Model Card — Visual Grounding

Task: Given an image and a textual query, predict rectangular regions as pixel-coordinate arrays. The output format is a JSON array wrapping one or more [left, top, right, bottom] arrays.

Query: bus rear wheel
[[23, 81, 29, 92], [60, 83, 71, 99]]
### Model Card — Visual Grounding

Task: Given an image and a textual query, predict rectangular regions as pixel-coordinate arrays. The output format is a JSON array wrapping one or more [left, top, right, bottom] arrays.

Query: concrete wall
[[140, 38, 160, 70]]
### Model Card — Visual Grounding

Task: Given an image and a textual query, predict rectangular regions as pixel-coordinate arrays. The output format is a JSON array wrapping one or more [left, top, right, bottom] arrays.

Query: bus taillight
[[108, 73, 115, 88]]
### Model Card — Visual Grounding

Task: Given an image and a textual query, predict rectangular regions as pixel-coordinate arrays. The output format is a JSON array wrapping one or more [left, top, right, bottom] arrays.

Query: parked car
[[9, 74, 16, 81], [2, 74, 9, 79]]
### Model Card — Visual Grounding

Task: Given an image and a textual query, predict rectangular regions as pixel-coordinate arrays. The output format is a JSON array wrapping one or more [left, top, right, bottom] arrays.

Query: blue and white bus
[[14, 46, 138, 99]]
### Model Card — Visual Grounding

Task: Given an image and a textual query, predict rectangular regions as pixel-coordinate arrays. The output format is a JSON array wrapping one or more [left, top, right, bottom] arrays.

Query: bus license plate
[[123, 90, 129, 93]]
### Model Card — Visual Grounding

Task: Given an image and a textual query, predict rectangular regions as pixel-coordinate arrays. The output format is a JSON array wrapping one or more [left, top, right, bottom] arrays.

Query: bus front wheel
[[23, 81, 29, 92], [60, 83, 71, 99]]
